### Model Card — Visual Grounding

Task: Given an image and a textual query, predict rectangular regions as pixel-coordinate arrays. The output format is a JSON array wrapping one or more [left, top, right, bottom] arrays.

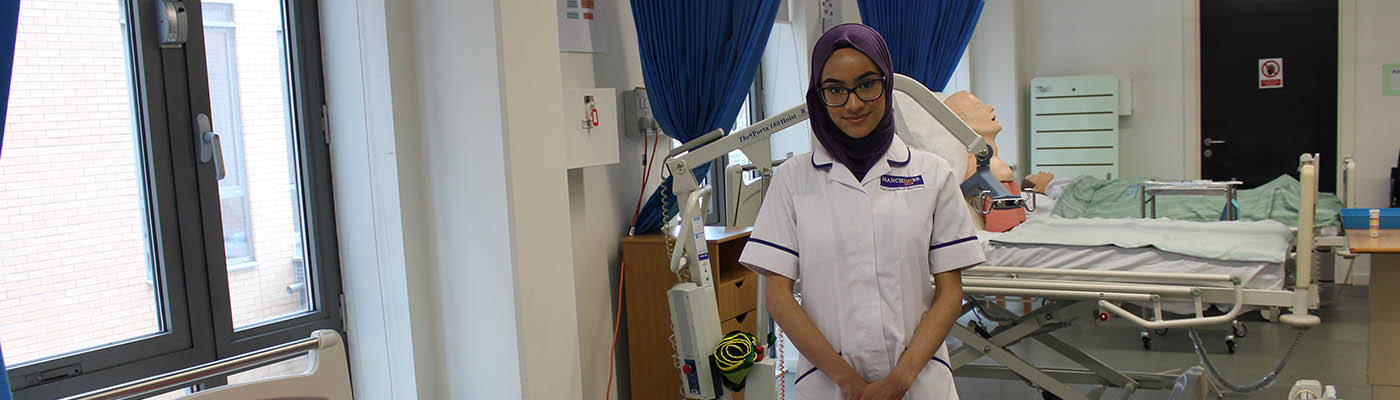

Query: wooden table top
[[620, 225, 752, 244], [1346, 229, 1400, 253]]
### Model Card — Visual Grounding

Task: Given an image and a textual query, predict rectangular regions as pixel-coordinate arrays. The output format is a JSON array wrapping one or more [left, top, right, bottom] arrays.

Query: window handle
[[197, 113, 226, 180]]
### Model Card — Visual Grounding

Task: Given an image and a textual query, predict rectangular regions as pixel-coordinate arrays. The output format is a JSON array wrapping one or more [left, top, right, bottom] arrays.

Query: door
[[1201, 0, 1337, 192]]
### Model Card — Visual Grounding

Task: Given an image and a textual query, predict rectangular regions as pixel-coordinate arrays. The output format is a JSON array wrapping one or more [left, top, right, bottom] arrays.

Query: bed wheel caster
[[1141, 335, 1152, 350], [1232, 321, 1248, 338], [1153, 328, 1169, 336], [1225, 335, 1237, 354]]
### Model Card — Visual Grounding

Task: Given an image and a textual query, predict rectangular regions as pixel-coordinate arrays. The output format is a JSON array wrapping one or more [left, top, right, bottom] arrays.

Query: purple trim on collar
[[887, 145, 911, 167]]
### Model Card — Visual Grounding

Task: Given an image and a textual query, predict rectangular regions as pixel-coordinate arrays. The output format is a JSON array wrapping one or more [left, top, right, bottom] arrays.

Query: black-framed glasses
[[819, 78, 885, 107]]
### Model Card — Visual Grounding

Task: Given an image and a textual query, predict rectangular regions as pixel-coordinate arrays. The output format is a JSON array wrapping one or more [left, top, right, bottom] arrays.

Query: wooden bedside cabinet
[[620, 226, 757, 400]]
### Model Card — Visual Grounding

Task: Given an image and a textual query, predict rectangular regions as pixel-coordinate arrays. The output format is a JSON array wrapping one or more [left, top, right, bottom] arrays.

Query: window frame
[[5, 1, 343, 397], [184, 0, 342, 361], [708, 66, 764, 225]]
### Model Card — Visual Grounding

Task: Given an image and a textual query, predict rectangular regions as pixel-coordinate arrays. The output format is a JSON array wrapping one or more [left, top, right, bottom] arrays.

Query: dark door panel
[[1201, 0, 1337, 192]]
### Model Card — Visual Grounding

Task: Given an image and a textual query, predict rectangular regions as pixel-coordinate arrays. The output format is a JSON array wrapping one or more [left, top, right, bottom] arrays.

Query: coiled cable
[[776, 329, 786, 399], [1188, 327, 1305, 393]]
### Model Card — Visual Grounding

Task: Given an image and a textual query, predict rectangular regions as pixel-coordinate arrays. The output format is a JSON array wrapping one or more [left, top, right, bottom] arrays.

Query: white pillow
[[1043, 176, 1075, 199], [891, 91, 967, 177]]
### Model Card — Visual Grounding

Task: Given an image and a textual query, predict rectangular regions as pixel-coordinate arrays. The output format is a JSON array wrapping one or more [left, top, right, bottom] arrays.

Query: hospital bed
[[62, 330, 351, 400], [951, 156, 1329, 399], [982, 160, 1353, 352]]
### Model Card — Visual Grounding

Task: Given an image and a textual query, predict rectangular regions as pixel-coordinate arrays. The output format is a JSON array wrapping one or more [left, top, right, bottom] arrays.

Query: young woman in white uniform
[[738, 24, 984, 400]]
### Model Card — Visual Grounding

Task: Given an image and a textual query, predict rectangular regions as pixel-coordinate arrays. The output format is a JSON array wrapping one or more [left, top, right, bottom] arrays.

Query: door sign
[[1259, 58, 1283, 89]]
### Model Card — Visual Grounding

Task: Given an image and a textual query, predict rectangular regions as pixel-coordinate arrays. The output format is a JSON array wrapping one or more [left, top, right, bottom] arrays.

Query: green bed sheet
[[1050, 175, 1342, 229]]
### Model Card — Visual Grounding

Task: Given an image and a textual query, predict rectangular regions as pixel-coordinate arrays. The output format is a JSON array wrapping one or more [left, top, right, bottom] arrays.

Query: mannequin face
[[945, 91, 1001, 140], [820, 48, 888, 139]]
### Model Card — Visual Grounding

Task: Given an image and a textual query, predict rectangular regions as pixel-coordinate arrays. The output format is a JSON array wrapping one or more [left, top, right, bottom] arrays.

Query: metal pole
[[67, 336, 323, 400], [967, 266, 1236, 283]]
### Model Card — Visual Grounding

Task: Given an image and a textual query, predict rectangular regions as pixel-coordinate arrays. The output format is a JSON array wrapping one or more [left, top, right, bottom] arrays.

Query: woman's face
[[820, 48, 887, 139], [945, 91, 1001, 139]]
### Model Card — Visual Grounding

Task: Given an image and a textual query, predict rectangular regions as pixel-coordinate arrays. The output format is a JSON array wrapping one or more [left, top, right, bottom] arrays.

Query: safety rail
[[955, 268, 1245, 329], [967, 266, 1237, 283], [64, 330, 347, 400]]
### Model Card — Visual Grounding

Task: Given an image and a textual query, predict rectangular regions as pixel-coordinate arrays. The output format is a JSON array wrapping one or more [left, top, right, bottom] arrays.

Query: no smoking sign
[[1259, 58, 1283, 89]]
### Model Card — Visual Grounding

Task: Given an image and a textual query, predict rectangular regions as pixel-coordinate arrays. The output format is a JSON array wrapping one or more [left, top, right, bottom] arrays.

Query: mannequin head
[[945, 91, 1001, 139], [945, 91, 1014, 181]]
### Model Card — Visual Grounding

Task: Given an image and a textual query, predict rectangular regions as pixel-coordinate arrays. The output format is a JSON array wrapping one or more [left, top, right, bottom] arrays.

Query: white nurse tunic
[[739, 135, 985, 400]]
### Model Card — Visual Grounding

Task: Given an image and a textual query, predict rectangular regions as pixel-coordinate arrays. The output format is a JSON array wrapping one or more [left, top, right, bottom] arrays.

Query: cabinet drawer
[[720, 309, 757, 335], [716, 273, 757, 321]]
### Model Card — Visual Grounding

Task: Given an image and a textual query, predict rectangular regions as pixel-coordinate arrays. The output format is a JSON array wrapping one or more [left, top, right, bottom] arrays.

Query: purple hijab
[[808, 24, 897, 181]]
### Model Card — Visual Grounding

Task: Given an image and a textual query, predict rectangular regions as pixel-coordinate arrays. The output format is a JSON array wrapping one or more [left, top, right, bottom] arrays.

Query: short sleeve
[[739, 165, 800, 280], [928, 166, 986, 274]]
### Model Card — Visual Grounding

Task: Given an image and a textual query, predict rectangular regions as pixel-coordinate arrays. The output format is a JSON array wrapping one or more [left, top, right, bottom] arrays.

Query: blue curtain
[[858, 0, 983, 92], [0, 343, 10, 400], [629, 0, 780, 234], [0, 0, 17, 162]]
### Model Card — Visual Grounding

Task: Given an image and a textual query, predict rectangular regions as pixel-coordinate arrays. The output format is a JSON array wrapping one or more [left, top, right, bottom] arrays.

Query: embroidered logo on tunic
[[879, 175, 924, 190]]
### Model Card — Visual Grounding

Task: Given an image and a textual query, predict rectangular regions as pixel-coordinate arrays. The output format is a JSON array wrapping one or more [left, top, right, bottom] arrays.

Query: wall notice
[[558, 0, 604, 53], [1258, 58, 1283, 89], [1384, 64, 1400, 96]]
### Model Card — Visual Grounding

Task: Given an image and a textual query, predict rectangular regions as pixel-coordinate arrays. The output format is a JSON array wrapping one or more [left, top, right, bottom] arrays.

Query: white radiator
[[1029, 75, 1120, 179]]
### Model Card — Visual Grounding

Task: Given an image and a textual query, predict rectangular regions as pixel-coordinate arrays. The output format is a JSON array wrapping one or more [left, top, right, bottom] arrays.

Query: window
[[943, 48, 972, 94], [1, 1, 342, 398], [761, 22, 812, 162], [707, 69, 762, 225]]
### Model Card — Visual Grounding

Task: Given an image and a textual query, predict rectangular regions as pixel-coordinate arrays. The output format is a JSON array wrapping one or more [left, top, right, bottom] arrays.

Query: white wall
[[1016, 0, 1191, 180], [322, 0, 582, 398], [968, 0, 1023, 175], [319, 0, 425, 396], [561, 1, 656, 398], [1346, 0, 1400, 210], [1338, 0, 1400, 283]]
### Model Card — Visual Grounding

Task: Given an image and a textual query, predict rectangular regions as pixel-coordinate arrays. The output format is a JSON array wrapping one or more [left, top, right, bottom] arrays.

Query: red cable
[[638, 129, 661, 218], [603, 259, 626, 400], [607, 129, 662, 400], [628, 129, 652, 228]]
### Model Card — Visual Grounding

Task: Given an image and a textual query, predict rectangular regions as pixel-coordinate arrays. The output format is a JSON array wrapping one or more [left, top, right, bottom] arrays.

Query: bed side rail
[[959, 267, 1243, 329]]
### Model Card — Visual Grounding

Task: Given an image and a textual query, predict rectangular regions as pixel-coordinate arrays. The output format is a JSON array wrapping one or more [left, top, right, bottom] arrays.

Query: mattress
[[974, 229, 1284, 314]]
